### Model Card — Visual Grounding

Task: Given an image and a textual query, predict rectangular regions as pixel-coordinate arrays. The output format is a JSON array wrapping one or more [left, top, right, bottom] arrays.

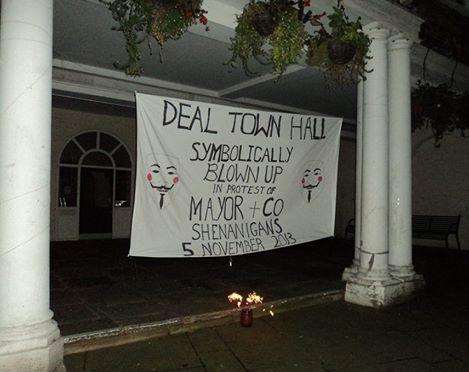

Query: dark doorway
[[79, 167, 114, 238]]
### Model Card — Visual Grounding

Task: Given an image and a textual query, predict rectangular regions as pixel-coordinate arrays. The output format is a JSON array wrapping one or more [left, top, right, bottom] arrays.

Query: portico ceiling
[[53, 0, 271, 91], [51, 0, 469, 122], [52, 0, 358, 119]]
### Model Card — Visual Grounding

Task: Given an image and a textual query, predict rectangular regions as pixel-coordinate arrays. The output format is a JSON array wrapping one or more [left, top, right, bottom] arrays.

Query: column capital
[[388, 32, 411, 50], [363, 22, 390, 40]]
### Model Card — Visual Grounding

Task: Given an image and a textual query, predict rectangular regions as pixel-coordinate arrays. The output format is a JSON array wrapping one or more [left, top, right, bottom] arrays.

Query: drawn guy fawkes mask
[[299, 162, 324, 203], [145, 154, 180, 209], [302, 168, 323, 190]]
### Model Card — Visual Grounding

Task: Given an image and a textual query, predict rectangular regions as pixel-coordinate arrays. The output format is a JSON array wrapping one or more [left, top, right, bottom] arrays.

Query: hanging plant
[[306, 0, 371, 85], [412, 80, 469, 147], [226, 0, 308, 77], [250, 2, 277, 37], [100, 0, 208, 76]]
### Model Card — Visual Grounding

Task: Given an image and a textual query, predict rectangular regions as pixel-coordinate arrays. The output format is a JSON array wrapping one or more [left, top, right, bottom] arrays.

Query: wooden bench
[[345, 215, 462, 251]]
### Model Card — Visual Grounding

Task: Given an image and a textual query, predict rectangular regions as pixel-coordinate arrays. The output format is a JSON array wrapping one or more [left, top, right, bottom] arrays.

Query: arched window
[[58, 131, 132, 208]]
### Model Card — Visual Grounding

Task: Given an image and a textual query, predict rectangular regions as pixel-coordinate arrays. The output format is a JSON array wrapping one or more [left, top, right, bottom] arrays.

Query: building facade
[[1, 0, 469, 370]]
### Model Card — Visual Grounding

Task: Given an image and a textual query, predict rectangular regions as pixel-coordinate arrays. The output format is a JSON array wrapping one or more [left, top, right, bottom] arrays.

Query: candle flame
[[228, 292, 244, 308], [228, 291, 273, 316], [246, 292, 263, 305]]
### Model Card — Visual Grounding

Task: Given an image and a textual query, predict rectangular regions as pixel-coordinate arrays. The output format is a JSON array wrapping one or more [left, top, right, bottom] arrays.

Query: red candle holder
[[240, 308, 253, 327]]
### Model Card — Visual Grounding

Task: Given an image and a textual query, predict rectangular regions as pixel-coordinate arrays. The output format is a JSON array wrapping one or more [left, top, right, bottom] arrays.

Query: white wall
[[52, 103, 469, 251], [50, 104, 360, 243], [412, 130, 469, 250], [334, 138, 357, 239], [333, 129, 469, 251]]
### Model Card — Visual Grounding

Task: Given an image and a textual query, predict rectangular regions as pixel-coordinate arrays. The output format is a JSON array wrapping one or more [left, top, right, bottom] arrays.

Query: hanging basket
[[307, 40, 328, 67], [327, 39, 356, 65], [251, 6, 277, 37]]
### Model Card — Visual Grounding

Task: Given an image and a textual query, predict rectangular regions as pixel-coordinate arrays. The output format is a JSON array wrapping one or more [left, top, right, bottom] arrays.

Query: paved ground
[[64, 290, 469, 371], [56, 239, 469, 371], [51, 239, 346, 335]]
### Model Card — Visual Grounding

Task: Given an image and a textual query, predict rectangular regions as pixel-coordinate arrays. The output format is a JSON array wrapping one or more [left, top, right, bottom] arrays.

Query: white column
[[354, 80, 364, 269], [0, 1, 64, 371], [345, 25, 425, 307], [345, 23, 396, 307], [357, 23, 390, 280], [388, 34, 417, 278], [342, 79, 364, 281]]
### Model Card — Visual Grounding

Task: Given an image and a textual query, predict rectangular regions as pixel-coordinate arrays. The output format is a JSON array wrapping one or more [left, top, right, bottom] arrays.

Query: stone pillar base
[[389, 264, 416, 279], [342, 265, 358, 281], [342, 258, 360, 281], [0, 319, 64, 372], [345, 274, 425, 307]]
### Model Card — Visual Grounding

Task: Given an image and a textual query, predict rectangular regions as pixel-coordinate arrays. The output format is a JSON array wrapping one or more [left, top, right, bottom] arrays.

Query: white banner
[[130, 93, 342, 258]]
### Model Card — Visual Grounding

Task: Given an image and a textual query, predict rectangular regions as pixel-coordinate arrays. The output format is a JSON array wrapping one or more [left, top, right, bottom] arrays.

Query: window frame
[[57, 131, 133, 209]]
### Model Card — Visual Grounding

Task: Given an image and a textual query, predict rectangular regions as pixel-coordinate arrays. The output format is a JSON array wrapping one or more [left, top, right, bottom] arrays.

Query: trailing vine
[[412, 80, 469, 147], [100, 0, 208, 76], [270, 7, 308, 76], [226, 1, 308, 77], [227, 0, 371, 84], [307, 0, 371, 84], [101, 0, 372, 86]]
